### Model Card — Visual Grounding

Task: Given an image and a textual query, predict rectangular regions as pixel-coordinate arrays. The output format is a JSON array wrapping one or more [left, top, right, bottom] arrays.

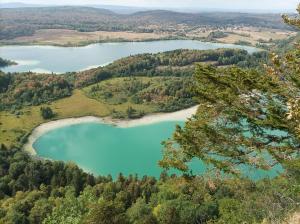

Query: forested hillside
[[83, 76, 196, 116], [72, 49, 267, 87]]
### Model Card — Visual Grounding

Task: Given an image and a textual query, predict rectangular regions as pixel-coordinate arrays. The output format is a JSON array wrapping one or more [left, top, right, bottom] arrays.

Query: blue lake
[[0, 40, 258, 73]]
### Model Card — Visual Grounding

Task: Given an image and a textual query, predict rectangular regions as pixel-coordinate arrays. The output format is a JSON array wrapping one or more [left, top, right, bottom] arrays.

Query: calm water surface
[[33, 121, 282, 179], [0, 40, 258, 73]]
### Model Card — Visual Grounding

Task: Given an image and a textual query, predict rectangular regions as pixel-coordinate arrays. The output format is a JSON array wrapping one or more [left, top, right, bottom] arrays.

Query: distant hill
[[0, 2, 148, 14], [87, 4, 149, 14], [0, 2, 45, 8], [0, 6, 292, 40], [0, 2, 296, 13], [131, 10, 288, 27]]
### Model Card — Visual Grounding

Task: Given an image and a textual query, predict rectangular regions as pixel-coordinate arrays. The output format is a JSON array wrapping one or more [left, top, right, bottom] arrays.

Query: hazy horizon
[[1, 0, 299, 13]]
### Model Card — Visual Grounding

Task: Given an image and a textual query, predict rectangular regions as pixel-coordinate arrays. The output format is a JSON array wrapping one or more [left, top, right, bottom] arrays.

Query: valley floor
[[0, 29, 173, 47], [0, 27, 296, 47]]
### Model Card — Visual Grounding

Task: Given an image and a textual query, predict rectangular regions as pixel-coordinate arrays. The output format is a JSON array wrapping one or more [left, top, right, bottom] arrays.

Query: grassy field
[[0, 89, 154, 147], [0, 29, 172, 47]]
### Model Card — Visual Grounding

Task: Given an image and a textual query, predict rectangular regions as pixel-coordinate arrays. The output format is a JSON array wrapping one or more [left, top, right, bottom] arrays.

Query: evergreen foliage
[[40, 107, 55, 120], [160, 4, 300, 176]]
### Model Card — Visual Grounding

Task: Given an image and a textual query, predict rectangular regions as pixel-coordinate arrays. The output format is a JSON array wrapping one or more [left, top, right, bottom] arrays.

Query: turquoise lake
[[0, 40, 258, 73], [33, 121, 282, 179]]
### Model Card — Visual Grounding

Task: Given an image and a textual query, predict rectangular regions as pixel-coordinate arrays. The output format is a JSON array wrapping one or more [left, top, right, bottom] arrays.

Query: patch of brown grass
[[1, 29, 170, 46]]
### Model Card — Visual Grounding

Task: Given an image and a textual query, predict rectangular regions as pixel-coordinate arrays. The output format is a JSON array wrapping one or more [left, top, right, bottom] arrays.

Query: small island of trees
[[0, 57, 16, 68]]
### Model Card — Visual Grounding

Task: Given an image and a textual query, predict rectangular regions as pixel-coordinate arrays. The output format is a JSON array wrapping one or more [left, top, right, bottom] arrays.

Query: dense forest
[[0, 6, 292, 40], [0, 72, 72, 111], [0, 5, 299, 224]]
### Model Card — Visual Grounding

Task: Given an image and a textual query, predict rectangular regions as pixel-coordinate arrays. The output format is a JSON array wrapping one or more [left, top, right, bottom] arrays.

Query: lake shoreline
[[0, 36, 255, 48], [23, 105, 198, 156], [0, 36, 185, 48], [0, 40, 260, 74]]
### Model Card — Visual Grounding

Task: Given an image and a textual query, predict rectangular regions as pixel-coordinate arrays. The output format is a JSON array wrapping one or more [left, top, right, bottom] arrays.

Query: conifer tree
[[160, 5, 300, 175]]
